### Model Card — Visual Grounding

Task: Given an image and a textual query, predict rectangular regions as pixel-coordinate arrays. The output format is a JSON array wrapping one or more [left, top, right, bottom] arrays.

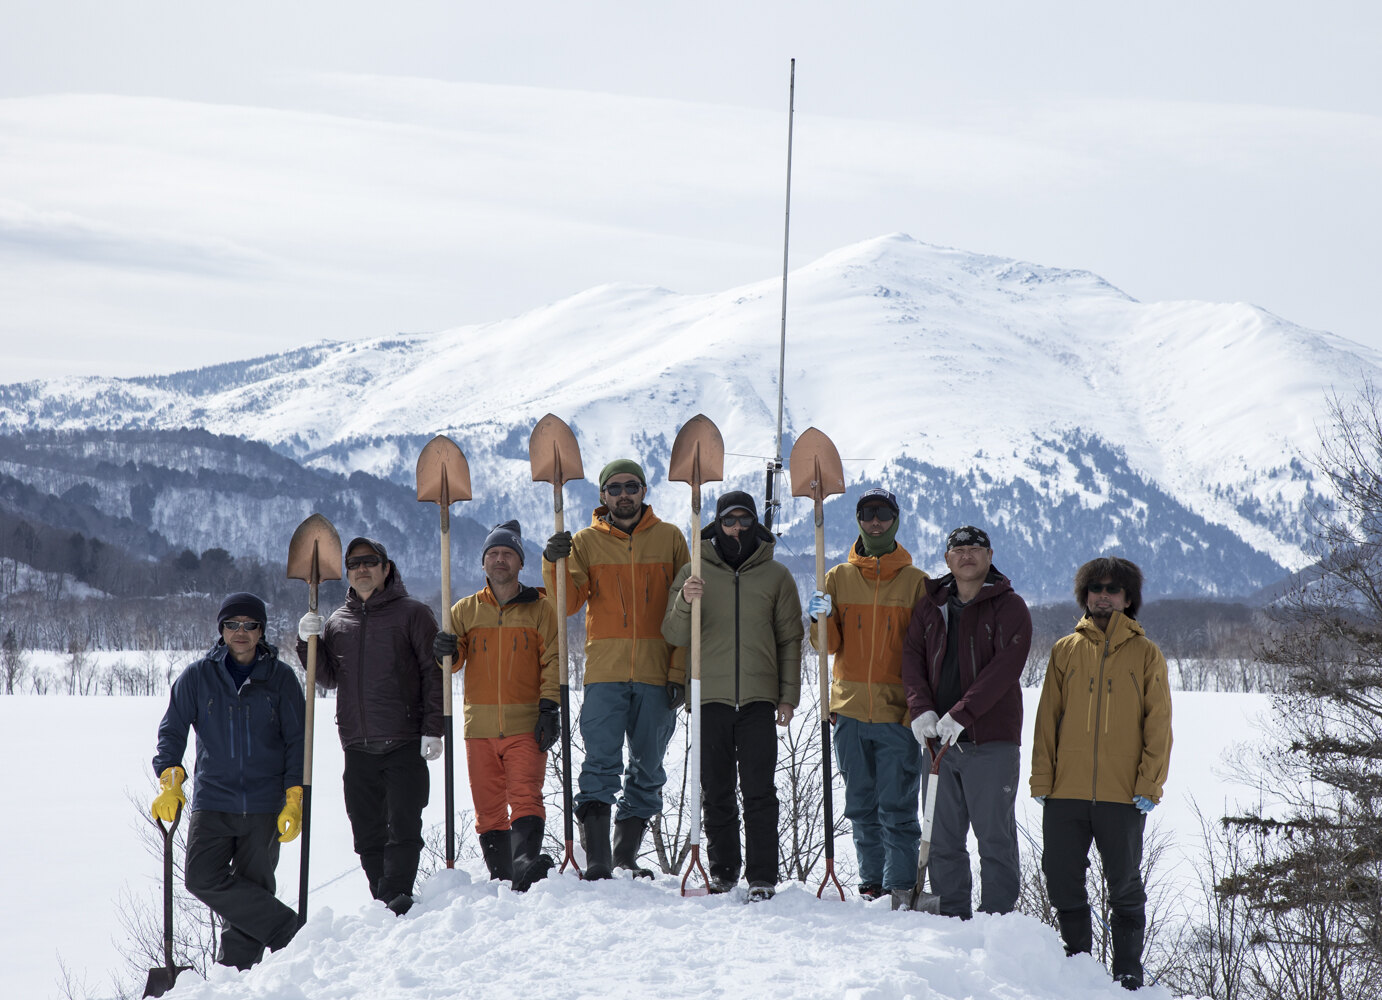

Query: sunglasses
[[222, 620, 262, 632], [857, 506, 896, 524], [603, 481, 643, 496], [720, 514, 756, 528], [345, 555, 383, 570], [1087, 583, 1124, 595]]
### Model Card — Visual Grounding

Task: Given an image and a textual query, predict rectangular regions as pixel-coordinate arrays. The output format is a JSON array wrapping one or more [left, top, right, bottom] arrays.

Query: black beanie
[[482, 520, 525, 565], [218, 592, 267, 628]]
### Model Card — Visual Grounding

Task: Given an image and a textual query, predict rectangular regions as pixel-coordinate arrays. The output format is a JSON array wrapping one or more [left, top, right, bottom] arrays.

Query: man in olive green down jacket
[[662, 491, 803, 901], [1030, 556, 1172, 992]]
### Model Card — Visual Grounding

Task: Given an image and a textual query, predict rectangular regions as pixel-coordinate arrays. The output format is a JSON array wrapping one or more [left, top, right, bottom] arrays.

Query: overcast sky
[[3, 1, 1380, 381]]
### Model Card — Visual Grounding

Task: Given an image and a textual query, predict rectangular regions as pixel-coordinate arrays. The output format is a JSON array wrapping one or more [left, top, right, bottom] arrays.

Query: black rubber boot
[[1056, 907, 1094, 956], [1110, 915, 1145, 988], [510, 815, 555, 892], [612, 816, 654, 878], [577, 801, 614, 880], [479, 829, 514, 883]]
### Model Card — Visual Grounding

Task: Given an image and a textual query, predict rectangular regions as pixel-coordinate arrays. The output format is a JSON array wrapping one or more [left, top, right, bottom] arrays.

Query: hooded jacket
[[1030, 611, 1173, 804], [543, 504, 690, 687], [153, 641, 305, 814], [299, 569, 443, 748], [447, 582, 559, 739], [662, 524, 803, 708], [809, 541, 929, 725], [900, 567, 1032, 744]]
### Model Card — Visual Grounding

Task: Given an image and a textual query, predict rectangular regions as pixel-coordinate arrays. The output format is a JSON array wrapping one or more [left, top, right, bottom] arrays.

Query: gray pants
[[923, 741, 1020, 919]]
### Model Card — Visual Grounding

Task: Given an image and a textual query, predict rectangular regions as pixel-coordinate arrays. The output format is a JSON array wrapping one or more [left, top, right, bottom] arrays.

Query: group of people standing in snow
[[148, 454, 1171, 991]]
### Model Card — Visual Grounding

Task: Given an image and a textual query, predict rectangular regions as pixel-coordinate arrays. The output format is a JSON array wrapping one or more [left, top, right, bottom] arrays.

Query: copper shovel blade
[[788, 427, 846, 500], [668, 414, 725, 485], [416, 434, 472, 504], [528, 414, 584, 485], [286, 513, 344, 582]]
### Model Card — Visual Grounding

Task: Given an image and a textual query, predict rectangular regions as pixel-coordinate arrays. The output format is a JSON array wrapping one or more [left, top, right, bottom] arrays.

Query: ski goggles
[[221, 620, 262, 632], [345, 555, 384, 570], [602, 481, 644, 496], [857, 505, 897, 524]]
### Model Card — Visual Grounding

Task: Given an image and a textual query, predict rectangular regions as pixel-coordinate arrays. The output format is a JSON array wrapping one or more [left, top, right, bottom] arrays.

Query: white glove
[[806, 591, 832, 620], [298, 612, 325, 641], [936, 712, 964, 747], [420, 736, 444, 761], [910, 711, 939, 744]]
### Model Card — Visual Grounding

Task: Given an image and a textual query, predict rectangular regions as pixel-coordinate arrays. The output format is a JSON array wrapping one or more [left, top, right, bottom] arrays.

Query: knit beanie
[[599, 459, 647, 488], [218, 592, 267, 628], [482, 520, 525, 565]]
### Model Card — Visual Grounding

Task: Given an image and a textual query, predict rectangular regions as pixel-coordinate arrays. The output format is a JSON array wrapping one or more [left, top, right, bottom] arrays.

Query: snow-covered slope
[[3, 235, 1372, 599]]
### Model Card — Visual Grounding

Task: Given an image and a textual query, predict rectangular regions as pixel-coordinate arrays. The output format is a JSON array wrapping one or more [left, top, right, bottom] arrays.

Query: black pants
[[702, 701, 779, 885], [1041, 798, 1147, 982], [343, 742, 430, 901], [185, 810, 298, 970]]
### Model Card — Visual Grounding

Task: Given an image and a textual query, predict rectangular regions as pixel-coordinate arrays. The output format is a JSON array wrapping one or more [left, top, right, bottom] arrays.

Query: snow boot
[[1110, 916, 1145, 988], [577, 801, 613, 880], [746, 882, 776, 903], [479, 829, 514, 883], [612, 816, 654, 878], [510, 815, 555, 892], [1056, 907, 1094, 956], [708, 874, 737, 895], [857, 882, 884, 902], [386, 893, 414, 917]]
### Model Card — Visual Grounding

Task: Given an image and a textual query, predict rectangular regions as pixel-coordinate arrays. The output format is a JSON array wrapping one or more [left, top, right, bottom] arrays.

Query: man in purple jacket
[[298, 537, 442, 916], [901, 526, 1031, 919]]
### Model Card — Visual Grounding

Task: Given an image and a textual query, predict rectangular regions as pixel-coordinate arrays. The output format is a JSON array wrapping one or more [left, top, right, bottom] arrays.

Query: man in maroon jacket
[[900, 525, 1031, 919], [298, 537, 442, 916]]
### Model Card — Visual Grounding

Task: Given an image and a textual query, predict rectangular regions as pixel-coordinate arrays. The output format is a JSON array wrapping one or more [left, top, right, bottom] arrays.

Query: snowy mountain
[[3, 234, 1372, 601]]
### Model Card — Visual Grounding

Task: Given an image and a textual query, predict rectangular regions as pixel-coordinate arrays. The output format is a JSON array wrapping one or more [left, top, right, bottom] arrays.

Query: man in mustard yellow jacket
[[543, 458, 690, 879], [434, 520, 559, 892], [1030, 556, 1173, 991]]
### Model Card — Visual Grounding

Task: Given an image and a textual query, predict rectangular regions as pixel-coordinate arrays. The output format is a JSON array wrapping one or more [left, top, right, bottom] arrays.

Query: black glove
[[666, 682, 685, 711], [534, 698, 560, 753], [433, 631, 459, 661], [544, 531, 572, 563]]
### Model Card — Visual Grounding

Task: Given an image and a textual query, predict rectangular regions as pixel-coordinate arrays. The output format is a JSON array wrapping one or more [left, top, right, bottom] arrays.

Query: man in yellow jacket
[[543, 458, 690, 879], [806, 488, 928, 906], [434, 520, 560, 891], [1030, 557, 1173, 992]]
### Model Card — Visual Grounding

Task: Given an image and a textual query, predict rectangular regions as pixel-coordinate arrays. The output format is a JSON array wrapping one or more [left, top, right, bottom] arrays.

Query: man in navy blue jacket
[[152, 592, 306, 971]]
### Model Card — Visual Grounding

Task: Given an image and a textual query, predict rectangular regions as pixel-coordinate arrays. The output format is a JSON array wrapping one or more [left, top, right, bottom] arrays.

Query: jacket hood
[[346, 569, 410, 609], [1074, 609, 1145, 649], [846, 541, 916, 582], [923, 565, 1014, 604], [590, 503, 663, 538], [479, 582, 543, 607], [700, 523, 778, 571]]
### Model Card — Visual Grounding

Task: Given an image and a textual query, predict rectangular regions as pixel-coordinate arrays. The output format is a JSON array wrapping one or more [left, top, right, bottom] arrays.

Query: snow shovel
[[906, 738, 951, 913], [669, 414, 724, 896], [528, 413, 585, 875], [417, 435, 473, 870], [143, 805, 193, 998], [789, 428, 847, 900], [286, 512, 342, 925]]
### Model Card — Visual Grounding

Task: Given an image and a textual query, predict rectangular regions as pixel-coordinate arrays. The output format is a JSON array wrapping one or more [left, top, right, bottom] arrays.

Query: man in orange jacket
[[544, 459, 690, 879], [435, 520, 559, 891]]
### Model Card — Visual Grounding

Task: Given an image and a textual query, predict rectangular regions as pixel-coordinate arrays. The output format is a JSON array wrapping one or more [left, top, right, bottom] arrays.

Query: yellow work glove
[[151, 766, 186, 822], [278, 786, 304, 843]]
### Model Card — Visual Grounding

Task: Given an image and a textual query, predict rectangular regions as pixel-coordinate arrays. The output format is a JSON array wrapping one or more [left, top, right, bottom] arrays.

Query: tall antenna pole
[[765, 57, 795, 532]]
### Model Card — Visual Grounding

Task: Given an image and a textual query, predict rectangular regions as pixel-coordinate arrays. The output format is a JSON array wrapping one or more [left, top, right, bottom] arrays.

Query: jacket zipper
[[733, 569, 741, 709], [497, 604, 506, 737], [1090, 636, 1111, 800], [356, 604, 371, 742], [867, 560, 882, 721]]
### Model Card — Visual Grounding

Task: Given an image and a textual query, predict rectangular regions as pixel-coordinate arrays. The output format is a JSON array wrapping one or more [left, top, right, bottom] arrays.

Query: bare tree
[[2, 626, 26, 694]]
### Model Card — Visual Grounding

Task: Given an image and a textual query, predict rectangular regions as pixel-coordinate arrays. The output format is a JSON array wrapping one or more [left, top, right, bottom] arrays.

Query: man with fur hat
[[433, 520, 560, 891], [1030, 556, 1171, 991], [662, 491, 803, 901], [805, 488, 929, 908], [901, 525, 1032, 919], [543, 458, 690, 879], [151, 592, 305, 970], [297, 537, 442, 915]]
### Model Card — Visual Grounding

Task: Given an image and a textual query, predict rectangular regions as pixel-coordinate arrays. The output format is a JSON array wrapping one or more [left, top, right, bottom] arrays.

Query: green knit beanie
[[599, 459, 647, 488]]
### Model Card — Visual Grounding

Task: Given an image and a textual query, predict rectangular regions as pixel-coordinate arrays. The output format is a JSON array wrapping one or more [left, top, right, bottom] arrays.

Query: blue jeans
[[833, 715, 922, 889], [577, 681, 677, 821]]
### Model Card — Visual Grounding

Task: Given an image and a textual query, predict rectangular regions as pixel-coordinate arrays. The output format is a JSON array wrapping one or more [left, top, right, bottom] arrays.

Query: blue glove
[[1133, 795, 1155, 813], [806, 591, 832, 620], [1033, 795, 1046, 805]]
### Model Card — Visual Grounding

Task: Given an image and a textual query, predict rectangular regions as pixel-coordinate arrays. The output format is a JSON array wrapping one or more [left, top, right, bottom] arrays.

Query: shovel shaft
[[439, 503, 456, 868], [299, 574, 320, 925]]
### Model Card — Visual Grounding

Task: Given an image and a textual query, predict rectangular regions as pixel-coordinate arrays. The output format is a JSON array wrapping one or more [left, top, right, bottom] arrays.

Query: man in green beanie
[[805, 488, 929, 908], [543, 457, 690, 879]]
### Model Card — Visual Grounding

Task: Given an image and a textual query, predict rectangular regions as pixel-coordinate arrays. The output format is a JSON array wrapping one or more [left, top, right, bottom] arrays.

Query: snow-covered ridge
[[2, 234, 1373, 596]]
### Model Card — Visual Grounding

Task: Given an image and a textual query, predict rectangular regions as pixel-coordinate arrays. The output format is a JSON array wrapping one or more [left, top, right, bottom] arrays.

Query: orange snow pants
[[466, 734, 547, 834]]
